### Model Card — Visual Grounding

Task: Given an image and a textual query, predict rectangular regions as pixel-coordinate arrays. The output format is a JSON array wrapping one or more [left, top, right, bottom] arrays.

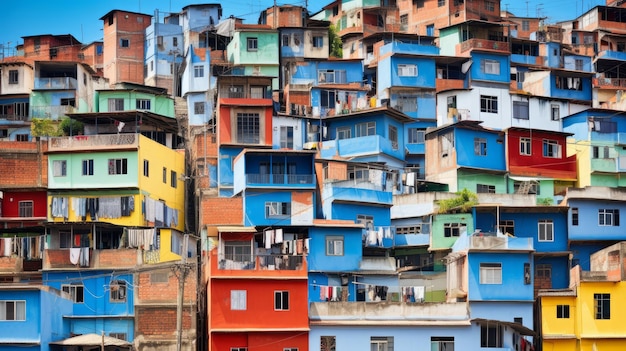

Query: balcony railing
[[246, 173, 314, 185], [0, 114, 28, 121], [48, 134, 139, 152], [593, 77, 626, 89], [218, 254, 304, 271], [30, 105, 76, 119], [34, 77, 77, 90], [459, 39, 510, 55]]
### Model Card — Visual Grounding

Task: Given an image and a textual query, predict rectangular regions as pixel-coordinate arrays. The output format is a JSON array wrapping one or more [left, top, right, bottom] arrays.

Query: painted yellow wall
[[159, 228, 184, 262], [568, 138, 590, 188], [577, 281, 626, 338], [541, 295, 577, 337]]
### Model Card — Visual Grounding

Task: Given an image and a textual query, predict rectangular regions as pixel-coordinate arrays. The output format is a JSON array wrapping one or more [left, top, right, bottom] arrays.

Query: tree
[[59, 117, 84, 136], [30, 118, 60, 138], [437, 188, 479, 214], [329, 23, 343, 58]]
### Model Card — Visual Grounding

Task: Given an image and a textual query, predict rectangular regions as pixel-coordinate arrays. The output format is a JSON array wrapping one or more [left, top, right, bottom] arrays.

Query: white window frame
[[194, 65, 204, 78], [398, 64, 417, 77], [543, 139, 562, 158], [82, 159, 94, 176], [551, 104, 560, 121], [444, 222, 466, 237], [0, 300, 26, 321], [18, 200, 33, 217], [326, 236, 344, 256], [265, 202, 291, 218], [136, 99, 151, 110], [480, 95, 498, 113], [479, 263, 502, 284], [482, 59, 500, 74], [520, 137, 531, 156], [109, 280, 127, 302], [53, 160, 67, 177], [247, 37, 258, 51], [355, 121, 375, 137], [230, 290, 247, 310], [274, 290, 289, 311], [599, 209, 620, 226], [62, 284, 85, 303], [280, 126, 294, 149], [337, 126, 351, 140], [474, 137, 487, 156], [538, 219, 554, 242], [108, 158, 128, 175]]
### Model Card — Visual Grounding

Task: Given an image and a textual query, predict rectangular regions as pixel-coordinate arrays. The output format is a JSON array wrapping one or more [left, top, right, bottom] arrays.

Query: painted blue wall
[[550, 74, 592, 100], [544, 42, 562, 68], [534, 256, 570, 289], [570, 242, 611, 271], [469, 52, 510, 83], [307, 226, 363, 272], [378, 55, 436, 90], [468, 252, 534, 301], [567, 199, 626, 241], [219, 147, 242, 187], [243, 190, 312, 226], [454, 128, 506, 171], [279, 28, 305, 58], [330, 202, 390, 226], [470, 301, 534, 330], [43, 271, 134, 340], [389, 92, 436, 119]]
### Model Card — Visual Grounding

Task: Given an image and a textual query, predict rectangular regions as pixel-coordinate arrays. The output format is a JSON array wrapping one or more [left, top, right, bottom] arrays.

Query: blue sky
[[0, 0, 607, 55]]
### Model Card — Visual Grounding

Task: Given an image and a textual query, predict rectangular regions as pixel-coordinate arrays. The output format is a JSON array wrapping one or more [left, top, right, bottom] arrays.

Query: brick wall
[[200, 197, 243, 226], [0, 140, 47, 188], [0, 257, 20, 272], [96, 249, 138, 268], [136, 268, 197, 303], [136, 306, 194, 336]]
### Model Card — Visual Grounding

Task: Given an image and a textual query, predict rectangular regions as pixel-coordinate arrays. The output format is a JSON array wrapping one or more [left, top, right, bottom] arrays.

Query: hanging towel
[[275, 229, 283, 243], [80, 247, 90, 267], [69, 248, 81, 265], [415, 286, 425, 302]]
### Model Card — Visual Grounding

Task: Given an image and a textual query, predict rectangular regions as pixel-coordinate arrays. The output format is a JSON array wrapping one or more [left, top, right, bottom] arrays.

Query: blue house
[[473, 205, 570, 291], [563, 186, 626, 270], [0, 285, 72, 351], [43, 271, 135, 341]]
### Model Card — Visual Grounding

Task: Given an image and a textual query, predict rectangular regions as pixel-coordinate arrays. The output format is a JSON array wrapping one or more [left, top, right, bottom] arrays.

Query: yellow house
[[539, 242, 626, 351]]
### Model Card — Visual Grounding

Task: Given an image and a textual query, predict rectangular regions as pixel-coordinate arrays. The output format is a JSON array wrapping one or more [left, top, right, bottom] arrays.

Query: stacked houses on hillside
[[3, 0, 626, 351]]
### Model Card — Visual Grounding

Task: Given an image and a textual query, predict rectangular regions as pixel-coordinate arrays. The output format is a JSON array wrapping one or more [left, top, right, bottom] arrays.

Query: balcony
[[309, 301, 469, 323], [363, 226, 395, 248], [511, 54, 544, 66], [30, 105, 76, 119], [593, 77, 626, 89], [322, 181, 393, 206], [48, 133, 139, 152], [246, 173, 315, 186], [44, 248, 141, 269], [436, 78, 465, 92], [597, 50, 626, 61], [211, 252, 308, 279], [34, 77, 77, 90], [591, 157, 617, 173], [453, 233, 533, 251], [458, 39, 510, 55], [0, 114, 28, 121], [320, 135, 403, 161]]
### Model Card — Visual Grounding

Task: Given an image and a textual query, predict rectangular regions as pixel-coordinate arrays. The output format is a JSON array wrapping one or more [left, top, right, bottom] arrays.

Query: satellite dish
[[461, 59, 473, 74]]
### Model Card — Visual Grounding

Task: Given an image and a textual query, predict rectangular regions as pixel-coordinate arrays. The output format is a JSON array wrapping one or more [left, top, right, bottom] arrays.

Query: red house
[[506, 127, 577, 194], [208, 227, 309, 351]]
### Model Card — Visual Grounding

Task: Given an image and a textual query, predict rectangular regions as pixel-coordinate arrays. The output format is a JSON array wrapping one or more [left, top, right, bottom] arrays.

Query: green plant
[[59, 117, 84, 136], [437, 188, 478, 214], [329, 23, 343, 58], [30, 118, 60, 137]]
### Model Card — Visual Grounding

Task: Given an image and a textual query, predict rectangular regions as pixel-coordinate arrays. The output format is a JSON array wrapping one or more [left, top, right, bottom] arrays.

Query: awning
[[50, 333, 132, 347]]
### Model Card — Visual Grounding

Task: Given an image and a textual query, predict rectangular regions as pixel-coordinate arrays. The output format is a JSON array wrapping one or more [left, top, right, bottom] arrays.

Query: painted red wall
[[210, 278, 309, 329], [507, 129, 577, 179], [212, 331, 309, 351], [218, 101, 273, 146], [1, 191, 47, 217]]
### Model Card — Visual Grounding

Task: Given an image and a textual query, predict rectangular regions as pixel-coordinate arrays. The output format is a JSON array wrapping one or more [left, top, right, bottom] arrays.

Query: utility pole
[[173, 234, 192, 351]]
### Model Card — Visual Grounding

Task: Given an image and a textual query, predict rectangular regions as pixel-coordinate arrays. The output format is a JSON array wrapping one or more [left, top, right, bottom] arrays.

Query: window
[[447, 95, 457, 109], [280, 126, 294, 149], [538, 219, 554, 242], [557, 304, 570, 318], [318, 70, 347, 83], [326, 236, 344, 256], [284, 348, 298, 351], [194, 102, 205, 114], [250, 86, 265, 99], [173, 37, 178, 46], [396, 95, 418, 113], [110, 280, 127, 302], [520, 137, 531, 156], [108, 159, 128, 175], [109, 333, 127, 341], [231, 348, 247, 351], [408, 128, 425, 144], [9, 70, 18, 84], [120, 38, 130, 48], [599, 209, 620, 226], [62, 285, 84, 303], [224, 240, 251, 263], [171, 170, 177, 188], [522, 20, 530, 31], [594, 293, 610, 319], [389, 125, 398, 149], [321, 336, 336, 351], [551, 104, 560, 121], [536, 264, 551, 279], [194, 65, 204, 78], [431, 337, 454, 351], [282, 34, 290, 46], [16, 134, 28, 142], [231, 290, 247, 310], [398, 64, 417, 77], [513, 100, 529, 119], [313, 36, 324, 48], [514, 181, 539, 195], [355, 121, 375, 137], [266, 202, 291, 217], [337, 126, 351, 140], [484, 1, 495, 11], [61, 98, 76, 107], [480, 324, 502, 347], [400, 14, 408, 28], [480, 95, 498, 113], [575, 59, 584, 71], [543, 140, 561, 158], [474, 138, 487, 156], [247, 37, 258, 51], [237, 113, 260, 144], [0, 301, 26, 321], [81, 159, 94, 176], [555, 76, 582, 91], [371, 337, 393, 351], [18, 201, 33, 217], [108, 98, 124, 111], [479, 263, 502, 284], [499, 220, 514, 236], [592, 146, 610, 159], [444, 223, 466, 237], [136, 99, 150, 110], [482, 59, 500, 74], [396, 225, 422, 234], [476, 184, 495, 193], [320, 90, 336, 108], [572, 208, 579, 226], [437, 0, 445, 6], [274, 291, 289, 310], [53, 160, 67, 177], [143, 159, 149, 177]]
